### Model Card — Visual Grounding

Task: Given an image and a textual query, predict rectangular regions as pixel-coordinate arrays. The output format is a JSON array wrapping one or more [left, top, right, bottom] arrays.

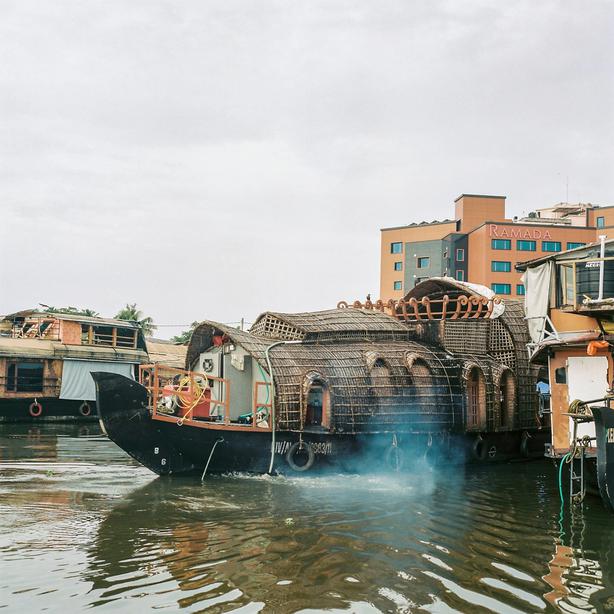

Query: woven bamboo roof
[[186, 321, 276, 370], [145, 340, 187, 368], [250, 309, 407, 340]]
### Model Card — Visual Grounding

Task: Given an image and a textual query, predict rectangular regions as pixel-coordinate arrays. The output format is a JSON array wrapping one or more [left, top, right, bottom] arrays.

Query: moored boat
[[95, 280, 548, 476], [0, 310, 148, 422], [518, 237, 614, 510]]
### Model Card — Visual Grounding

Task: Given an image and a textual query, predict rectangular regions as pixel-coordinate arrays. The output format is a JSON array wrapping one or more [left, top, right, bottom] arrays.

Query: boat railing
[[81, 325, 138, 348], [337, 295, 499, 321], [139, 364, 272, 431], [8, 317, 61, 340], [0, 375, 60, 395]]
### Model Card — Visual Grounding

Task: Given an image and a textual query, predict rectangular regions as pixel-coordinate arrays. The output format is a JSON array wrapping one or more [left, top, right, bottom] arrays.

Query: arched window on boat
[[302, 371, 331, 430], [404, 352, 433, 401], [464, 364, 487, 430], [368, 356, 394, 398], [496, 369, 517, 428]]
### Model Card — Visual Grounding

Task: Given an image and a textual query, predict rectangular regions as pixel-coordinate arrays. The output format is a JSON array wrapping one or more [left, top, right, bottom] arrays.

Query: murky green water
[[1, 425, 614, 613]]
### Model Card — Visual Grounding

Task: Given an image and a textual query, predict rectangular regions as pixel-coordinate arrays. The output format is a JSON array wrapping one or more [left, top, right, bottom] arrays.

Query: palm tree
[[115, 303, 156, 336], [170, 321, 200, 345]]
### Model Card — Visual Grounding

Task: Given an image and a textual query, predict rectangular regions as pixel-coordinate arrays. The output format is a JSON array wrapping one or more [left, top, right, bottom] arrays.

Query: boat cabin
[[517, 239, 614, 458], [0, 310, 148, 419]]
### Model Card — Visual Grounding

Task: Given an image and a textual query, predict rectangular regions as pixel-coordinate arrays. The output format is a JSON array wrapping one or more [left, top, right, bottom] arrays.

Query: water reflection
[[1, 425, 614, 613]]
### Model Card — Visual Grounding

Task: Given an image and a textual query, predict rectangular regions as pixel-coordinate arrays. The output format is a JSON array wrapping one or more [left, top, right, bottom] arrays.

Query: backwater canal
[[1, 424, 613, 613]]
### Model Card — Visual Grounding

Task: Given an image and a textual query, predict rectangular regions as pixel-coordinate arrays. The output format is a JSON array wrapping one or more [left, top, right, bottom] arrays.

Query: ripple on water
[[0, 426, 612, 613]]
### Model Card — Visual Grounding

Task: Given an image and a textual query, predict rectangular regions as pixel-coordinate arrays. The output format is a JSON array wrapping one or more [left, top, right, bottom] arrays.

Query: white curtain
[[522, 261, 553, 343], [59, 360, 135, 401]]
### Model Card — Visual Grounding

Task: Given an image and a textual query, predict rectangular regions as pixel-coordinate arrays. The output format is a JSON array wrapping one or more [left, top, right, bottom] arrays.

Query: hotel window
[[567, 242, 585, 250], [542, 241, 561, 252], [417, 257, 430, 268], [456, 248, 465, 261], [393, 280, 403, 291], [393, 261, 403, 271], [517, 240, 536, 251], [597, 217, 605, 228], [516, 284, 526, 296], [492, 239, 511, 250], [456, 270, 465, 281], [390, 242, 403, 254], [491, 283, 511, 295], [491, 261, 511, 272]]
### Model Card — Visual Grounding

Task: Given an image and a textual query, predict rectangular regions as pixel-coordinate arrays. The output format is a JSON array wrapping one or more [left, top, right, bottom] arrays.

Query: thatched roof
[[186, 321, 277, 370], [250, 309, 408, 341], [145, 339, 187, 368]]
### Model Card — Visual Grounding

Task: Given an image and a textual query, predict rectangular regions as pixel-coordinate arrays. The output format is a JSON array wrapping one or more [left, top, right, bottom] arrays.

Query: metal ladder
[[569, 445, 586, 504]]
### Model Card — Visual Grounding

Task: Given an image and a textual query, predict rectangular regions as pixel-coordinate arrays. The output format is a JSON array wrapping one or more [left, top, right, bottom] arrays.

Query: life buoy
[[520, 431, 531, 458], [29, 401, 43, 418], [385, 444, 404, 471], [79, 402, 92, 417], [286, 441, 315, 472]]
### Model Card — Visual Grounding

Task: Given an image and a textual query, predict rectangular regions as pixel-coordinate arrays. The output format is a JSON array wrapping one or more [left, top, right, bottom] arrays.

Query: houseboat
[[94, 279, 547, 476], [517, 237, 614, 511], [0, 310, 148, 421]]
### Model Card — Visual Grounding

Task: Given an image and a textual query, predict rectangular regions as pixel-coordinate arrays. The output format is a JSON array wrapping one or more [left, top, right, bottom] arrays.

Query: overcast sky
[[1, 0, 613, 337]]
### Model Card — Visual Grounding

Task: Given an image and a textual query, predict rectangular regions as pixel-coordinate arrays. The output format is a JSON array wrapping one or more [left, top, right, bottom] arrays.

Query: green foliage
[[114, 303, 156, 336], [43, 306, 100, 317], [170, 321, 200, 345]]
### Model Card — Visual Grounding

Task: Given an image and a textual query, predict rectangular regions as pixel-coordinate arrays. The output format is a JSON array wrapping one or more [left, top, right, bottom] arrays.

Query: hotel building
[[380, 194, 612, 301]]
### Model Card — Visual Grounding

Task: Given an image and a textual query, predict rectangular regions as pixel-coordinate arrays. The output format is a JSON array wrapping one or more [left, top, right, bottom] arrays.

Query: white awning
[[59, 360, 135, 401], [522, 261, 554, 343]]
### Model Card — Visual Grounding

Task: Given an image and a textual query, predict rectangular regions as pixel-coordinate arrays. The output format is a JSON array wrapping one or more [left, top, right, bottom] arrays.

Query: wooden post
[[572, 262, 577, 310]]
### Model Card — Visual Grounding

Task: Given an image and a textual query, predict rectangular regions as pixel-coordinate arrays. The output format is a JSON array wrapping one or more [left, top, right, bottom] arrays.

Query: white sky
[[1, 0, 613, 337]]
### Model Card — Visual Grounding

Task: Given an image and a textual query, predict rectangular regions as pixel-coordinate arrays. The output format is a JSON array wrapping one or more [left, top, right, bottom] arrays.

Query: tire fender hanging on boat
[[286, 441, 315, 472], [472, 435, 486, 461], [79, 401, 91, 417], [28, 400, 43, 418], [385, 443, 404, 471], [520, 431, 531, 458]]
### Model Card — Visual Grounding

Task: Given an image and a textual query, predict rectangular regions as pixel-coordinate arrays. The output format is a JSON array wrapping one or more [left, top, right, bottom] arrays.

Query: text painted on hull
[[275, 441, 334, 455]]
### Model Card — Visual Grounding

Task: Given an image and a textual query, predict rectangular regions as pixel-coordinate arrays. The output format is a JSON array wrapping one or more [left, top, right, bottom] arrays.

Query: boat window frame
[[6, 360, 45, 393], [301, 371, 332, 430], [497, 369, 517, 428], [465, 364, 487, 430]]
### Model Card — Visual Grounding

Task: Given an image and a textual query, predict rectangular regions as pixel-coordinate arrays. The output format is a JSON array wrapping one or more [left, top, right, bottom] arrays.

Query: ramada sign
[[489, 224, 552, 240]]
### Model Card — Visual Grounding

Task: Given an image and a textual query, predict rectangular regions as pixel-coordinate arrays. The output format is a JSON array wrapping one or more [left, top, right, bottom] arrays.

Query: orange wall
[[380, 222, 457, 299], [455, 195, 506, 233], [468, 223, 597, 298], [588, 207, 614, 237], [60, 321, 82, 345]]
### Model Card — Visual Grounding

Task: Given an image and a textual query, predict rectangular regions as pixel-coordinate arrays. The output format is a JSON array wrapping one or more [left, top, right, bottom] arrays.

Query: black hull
[[592, 405, 614, 512], [94, 373, 549, 477], [0, 398, 98, 423]]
